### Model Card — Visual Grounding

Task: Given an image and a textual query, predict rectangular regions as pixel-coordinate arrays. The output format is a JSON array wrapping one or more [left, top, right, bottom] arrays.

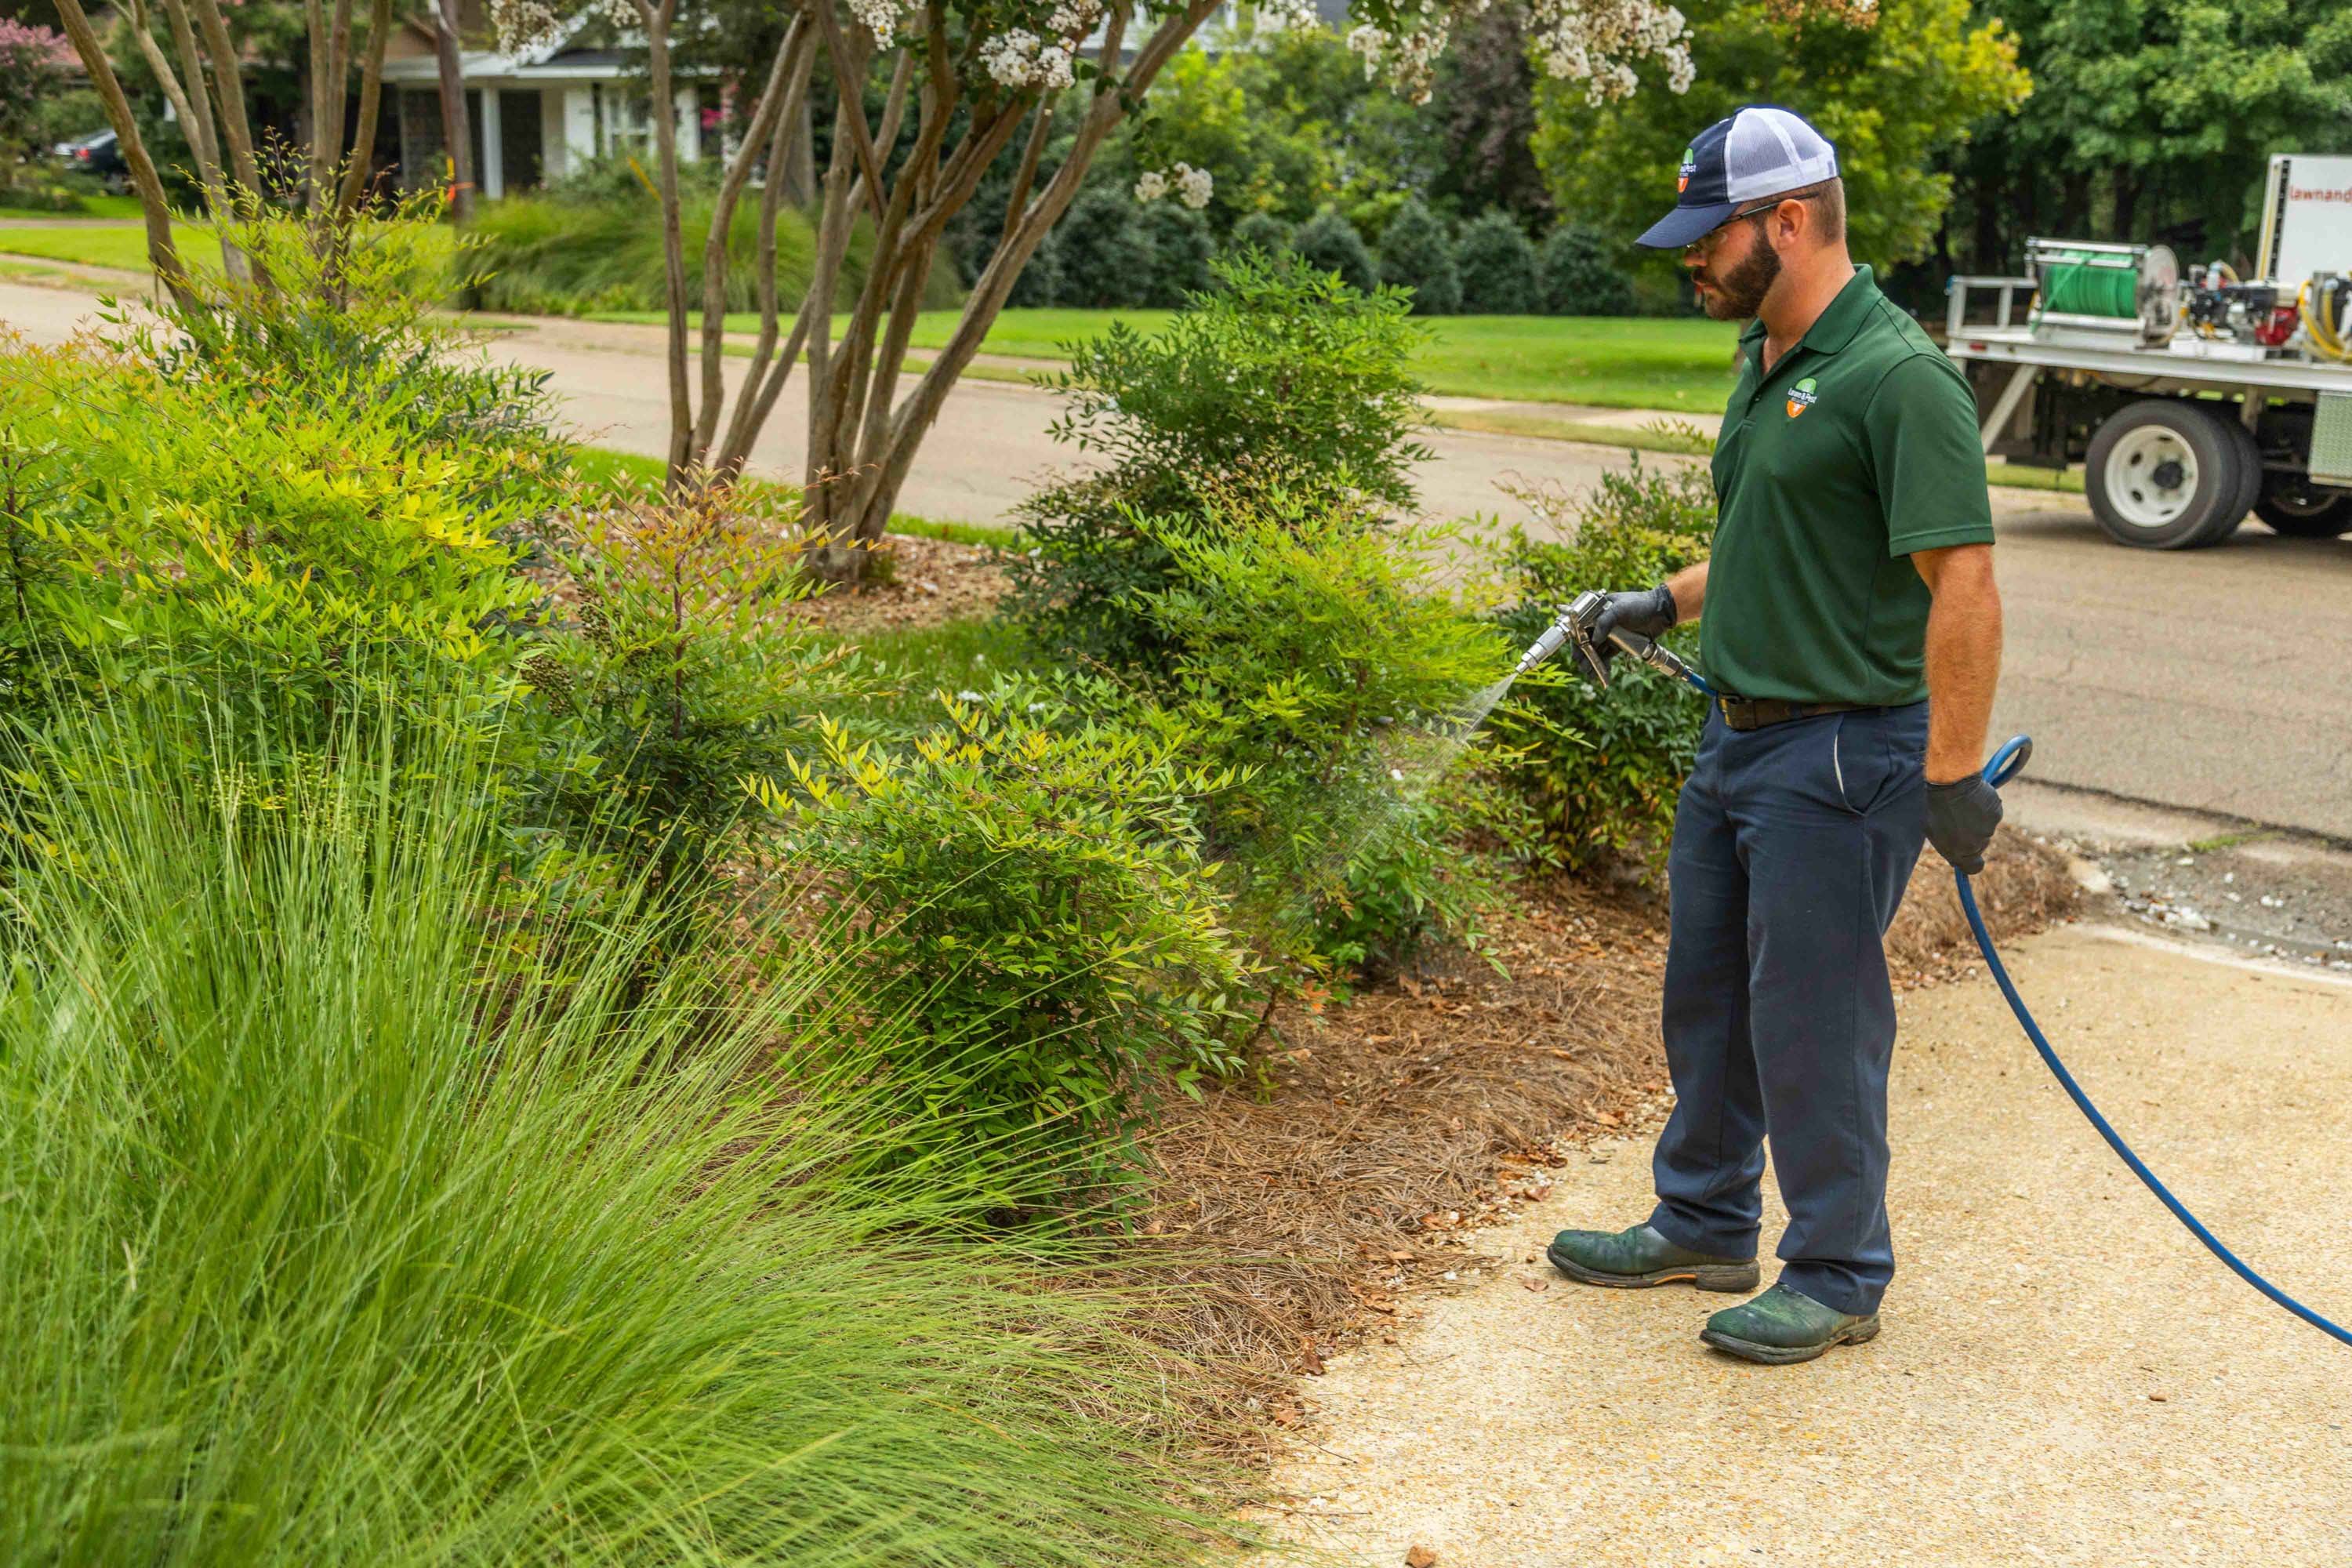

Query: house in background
[[378, 5, 717, 198]]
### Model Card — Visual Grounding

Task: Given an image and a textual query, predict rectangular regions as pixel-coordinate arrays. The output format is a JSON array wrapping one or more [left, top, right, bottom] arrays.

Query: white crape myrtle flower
[[851, 0, 909, 44], [1134, 169, 1171, 203], [981, 26, 1076, 89], [1255, 0, 1321, 31], [491, 0, 634, 52], [1526, 0, 1693, 103], [1171, 162, 1213, 209]]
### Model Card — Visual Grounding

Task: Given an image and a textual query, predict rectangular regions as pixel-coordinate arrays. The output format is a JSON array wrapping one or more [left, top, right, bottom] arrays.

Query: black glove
[[1925, 774, 2003, 875], [1579, 584, 1678, 681]]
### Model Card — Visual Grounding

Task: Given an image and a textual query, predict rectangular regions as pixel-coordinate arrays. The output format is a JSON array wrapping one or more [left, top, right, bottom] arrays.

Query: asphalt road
[[6, 279, 2349, 837]]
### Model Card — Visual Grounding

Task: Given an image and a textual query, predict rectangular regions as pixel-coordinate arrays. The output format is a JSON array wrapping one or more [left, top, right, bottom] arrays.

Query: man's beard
[[1695, 227, 1781, 321]]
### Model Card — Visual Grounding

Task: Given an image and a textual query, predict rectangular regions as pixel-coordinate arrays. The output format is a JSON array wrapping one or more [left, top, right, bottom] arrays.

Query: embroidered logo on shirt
[[1785, 376, 1819, 419], [1677, 146, 1696, 193]]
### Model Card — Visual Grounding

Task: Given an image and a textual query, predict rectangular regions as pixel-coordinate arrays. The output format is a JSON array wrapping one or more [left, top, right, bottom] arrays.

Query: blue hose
[[1961, 735, 2352, 1348]]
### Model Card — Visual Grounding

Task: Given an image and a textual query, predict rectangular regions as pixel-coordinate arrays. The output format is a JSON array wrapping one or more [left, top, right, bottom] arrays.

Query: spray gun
[[1513, 589, 1715, 695]]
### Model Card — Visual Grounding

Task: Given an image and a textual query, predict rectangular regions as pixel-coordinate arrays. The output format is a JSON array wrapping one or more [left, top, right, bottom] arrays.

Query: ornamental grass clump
[[0, 691, 1236, 1566]]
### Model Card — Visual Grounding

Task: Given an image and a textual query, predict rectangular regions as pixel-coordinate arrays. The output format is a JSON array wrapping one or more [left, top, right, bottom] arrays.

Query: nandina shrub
[[1003, 250, 1430, 670], [790, 684, 1257, 1199], [0, 202, 564, 752], [529, 477, 862, 899], [1486, 451, 1716, 871]]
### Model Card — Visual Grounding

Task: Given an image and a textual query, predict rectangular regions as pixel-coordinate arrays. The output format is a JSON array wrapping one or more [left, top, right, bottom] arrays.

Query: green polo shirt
[[1700, 266, 1994, 707]]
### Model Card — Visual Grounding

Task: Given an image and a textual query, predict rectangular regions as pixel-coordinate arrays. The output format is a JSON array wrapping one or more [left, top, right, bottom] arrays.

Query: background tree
[[1938, 0, 2352, 282], [1532, 0, 2029, 292], [1539, 220, 1631, 314], [0, 20, 77, 184], [1421, 5, 1548, 226], [1057, 186, 1156, 307], [1226, 209, 1294, 263], [1291, 205, 1377, 294], [578, 0, 1767, 577], [49, 0, 397, 301], [1454, 209, 1539, 313], [1376, 194, 1461, 314]]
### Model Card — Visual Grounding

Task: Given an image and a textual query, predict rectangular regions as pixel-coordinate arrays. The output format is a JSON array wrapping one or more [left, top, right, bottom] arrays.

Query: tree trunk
[[782, 92, 816, 206], [434, 0, 475, 223], [50, 0, 197, 310], [336, 0, 394, 214]]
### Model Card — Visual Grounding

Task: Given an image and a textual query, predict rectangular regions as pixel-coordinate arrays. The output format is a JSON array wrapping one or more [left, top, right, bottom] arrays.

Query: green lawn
[[0, 191, 148, 220], [583, 306, 1744, 412], [0, 220, 212, 274]]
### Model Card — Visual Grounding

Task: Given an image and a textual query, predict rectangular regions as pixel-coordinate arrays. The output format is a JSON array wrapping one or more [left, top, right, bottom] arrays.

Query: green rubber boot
[[1546, 1222, 1759, 1292], [1700, 1282, 1882, 1365]]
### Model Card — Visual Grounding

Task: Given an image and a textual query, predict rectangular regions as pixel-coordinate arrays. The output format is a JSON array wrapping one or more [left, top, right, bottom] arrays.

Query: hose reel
[[2026, 238, 2180, 347]]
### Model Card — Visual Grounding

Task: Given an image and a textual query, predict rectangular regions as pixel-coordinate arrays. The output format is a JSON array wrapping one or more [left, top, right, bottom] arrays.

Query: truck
[[1943, 153, 2352, 548]]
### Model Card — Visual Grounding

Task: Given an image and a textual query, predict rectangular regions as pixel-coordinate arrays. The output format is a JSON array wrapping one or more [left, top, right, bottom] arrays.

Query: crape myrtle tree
[[485, 0, 1755, 579], [49, 0, 398, 304]]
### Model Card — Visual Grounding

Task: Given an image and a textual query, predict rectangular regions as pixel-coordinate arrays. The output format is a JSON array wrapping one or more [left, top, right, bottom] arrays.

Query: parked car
[[52, 129, 129, 192]]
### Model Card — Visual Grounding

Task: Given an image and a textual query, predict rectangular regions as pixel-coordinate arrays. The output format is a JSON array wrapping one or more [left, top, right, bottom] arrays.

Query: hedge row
[[1002, 193, 1635, 317]]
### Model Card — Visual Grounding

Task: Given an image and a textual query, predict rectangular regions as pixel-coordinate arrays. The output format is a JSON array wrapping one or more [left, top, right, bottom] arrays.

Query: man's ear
[[1772, 198, 1809, 250]]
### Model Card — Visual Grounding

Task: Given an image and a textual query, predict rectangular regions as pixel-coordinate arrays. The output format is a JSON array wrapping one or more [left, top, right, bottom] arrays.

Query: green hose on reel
[[2035, 248, 2143, 318]]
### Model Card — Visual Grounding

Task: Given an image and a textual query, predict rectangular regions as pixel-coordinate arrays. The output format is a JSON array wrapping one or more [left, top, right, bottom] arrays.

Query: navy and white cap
[[1635, 105, 1839, 250]]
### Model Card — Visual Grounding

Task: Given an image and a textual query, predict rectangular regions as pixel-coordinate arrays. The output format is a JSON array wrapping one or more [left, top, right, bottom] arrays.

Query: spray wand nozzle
[[1513, 589, 1711, 694]]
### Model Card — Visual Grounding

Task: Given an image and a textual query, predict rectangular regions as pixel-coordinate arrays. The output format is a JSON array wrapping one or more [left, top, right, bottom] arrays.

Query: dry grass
[[1129, 828, 2082, 1462]]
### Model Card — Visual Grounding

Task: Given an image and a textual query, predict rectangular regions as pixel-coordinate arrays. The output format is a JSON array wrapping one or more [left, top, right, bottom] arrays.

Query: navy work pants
[[1646, 702, 1930, 1316]]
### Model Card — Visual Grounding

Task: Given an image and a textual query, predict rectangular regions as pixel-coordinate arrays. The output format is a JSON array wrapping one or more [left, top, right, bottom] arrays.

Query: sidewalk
[[1259, 922, 2352, 1566]]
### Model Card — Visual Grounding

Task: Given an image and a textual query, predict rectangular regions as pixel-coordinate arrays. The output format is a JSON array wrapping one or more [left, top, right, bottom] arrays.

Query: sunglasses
[[1684, 198, 1795, 256]]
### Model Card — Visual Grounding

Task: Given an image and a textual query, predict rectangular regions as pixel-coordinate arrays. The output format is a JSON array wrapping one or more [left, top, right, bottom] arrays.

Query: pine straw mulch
[[1124, 829, 2083, 1465], [785, 534, 1011, 635]]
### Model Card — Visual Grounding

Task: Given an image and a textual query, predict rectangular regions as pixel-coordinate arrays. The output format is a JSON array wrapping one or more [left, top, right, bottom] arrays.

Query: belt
[[1714, 695, 1875, 732]]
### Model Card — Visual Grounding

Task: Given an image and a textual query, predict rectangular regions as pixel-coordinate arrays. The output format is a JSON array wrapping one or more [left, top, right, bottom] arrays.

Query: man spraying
[[1545, 105, 2007, 1365]]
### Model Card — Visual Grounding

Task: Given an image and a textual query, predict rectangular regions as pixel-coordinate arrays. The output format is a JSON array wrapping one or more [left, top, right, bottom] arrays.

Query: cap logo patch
[[1678, 145, 1696, 194], [1786, 376, 1818, 419]]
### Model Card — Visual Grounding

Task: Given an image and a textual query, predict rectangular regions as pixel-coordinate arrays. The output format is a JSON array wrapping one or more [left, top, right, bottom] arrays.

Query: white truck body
[[1942, 154, 2352, 546]]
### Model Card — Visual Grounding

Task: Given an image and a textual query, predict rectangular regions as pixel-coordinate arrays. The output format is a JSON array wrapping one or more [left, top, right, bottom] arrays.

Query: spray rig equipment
[[1944, 152, 2352, 552], [1515, 590, 1711, 693]]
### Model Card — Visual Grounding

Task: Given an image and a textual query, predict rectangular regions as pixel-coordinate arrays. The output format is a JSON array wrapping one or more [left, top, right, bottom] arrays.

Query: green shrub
[[1486, 453, 1715, 870], [0, 205, 562, 750], [1054, 187, 1157, 310], [1225, 209, 1292, 263], [1004, 252, 1431, 669], [1541, 221, 1634, 316], [794, 684, 1256, 1193], [0, 692, 1233, 1566], [1136, 199, 1215, 306], [531, 481, 860, 898], [1132, 492, 1515, 977], [1290, 205, 1378, 296], [1376, 195, 1462, 316], [1456, 209, 1542, 314]]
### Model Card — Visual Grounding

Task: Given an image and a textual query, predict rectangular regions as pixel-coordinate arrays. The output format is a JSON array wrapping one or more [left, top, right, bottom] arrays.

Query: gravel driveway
[[1258, 922, 2352, 1566]]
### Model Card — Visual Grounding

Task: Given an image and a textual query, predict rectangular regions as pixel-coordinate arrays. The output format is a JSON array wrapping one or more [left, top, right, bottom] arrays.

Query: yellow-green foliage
[[1, 340, 551, 724]]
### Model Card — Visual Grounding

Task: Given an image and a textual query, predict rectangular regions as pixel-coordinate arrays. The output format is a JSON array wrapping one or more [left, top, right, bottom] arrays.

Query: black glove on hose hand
[[1581, 584, 1679, 680], [1926, 774, 2002, 874]]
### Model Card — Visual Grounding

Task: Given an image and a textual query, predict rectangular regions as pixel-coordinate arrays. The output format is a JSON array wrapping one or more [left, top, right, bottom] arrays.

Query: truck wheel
[[2203, 416, 2263, 545], [2253, 474, 2352, 539], [2085, 401, 2245, 550]]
